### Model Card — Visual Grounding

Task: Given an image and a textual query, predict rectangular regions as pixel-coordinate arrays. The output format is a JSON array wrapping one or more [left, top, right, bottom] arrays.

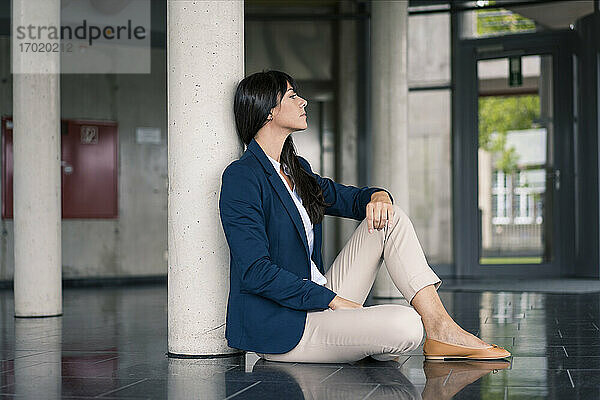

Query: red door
[[2, 117, 118, 219]]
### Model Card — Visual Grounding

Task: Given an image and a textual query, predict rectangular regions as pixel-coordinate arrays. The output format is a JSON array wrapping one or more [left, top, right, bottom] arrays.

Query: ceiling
[[505, 0, 595, 29]]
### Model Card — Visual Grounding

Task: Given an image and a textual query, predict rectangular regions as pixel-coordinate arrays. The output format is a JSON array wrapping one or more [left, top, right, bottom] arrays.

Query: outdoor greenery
[[475, 2, 539, 174], [476, 1, 536, 37], [479, 95, 540, 173], [480, 256, 543, 265], [474, 2, 544, 241]]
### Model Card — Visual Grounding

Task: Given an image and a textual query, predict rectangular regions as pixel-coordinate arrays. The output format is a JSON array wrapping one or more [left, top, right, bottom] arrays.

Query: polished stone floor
[[1, 284, 600, 399]]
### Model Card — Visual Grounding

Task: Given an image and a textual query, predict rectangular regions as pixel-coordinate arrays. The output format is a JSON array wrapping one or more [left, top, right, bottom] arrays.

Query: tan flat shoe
[[423, 337, 512, 361]]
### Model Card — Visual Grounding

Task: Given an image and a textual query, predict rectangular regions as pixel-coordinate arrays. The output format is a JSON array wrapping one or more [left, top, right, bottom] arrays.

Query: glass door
[[453, 31, 575, 277], [477, 54, 554, 265]]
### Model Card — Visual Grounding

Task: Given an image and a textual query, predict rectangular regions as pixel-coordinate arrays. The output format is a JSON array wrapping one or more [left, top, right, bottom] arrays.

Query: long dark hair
[[233, 70, 330, 225]]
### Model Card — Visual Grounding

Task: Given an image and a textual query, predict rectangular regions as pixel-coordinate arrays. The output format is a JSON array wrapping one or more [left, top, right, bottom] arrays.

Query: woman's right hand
[[328, 295, 363, 310]]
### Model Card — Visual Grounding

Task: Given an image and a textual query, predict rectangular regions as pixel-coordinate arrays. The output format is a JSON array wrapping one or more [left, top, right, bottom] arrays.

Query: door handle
[[546, 168, 560, 190], [61, 161, 74, 175]]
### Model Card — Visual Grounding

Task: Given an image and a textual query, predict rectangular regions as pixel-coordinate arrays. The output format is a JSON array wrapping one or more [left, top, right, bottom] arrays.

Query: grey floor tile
[[0, 285, 599, 399]]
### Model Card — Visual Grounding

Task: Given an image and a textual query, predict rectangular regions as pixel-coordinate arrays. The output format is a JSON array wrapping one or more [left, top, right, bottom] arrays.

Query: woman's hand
[[328, 295, 363, 310], [367, 191, 394, 233]]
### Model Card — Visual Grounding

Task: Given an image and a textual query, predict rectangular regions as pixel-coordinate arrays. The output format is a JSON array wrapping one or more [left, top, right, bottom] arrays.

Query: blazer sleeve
[[219, 163, 337, 311], [297, 156, 394, 221]]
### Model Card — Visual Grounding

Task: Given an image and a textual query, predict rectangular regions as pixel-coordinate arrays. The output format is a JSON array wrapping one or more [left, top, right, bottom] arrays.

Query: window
[[514, 168, 544, 224], [492, 170, 510, 224], [407, 10, 452, 265]]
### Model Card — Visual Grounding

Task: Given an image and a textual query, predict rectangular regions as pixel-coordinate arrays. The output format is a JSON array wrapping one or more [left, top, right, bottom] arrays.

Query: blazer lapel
[[247, 138, 311, 262], [267, 174, 310, 260], [312, 222, 323, 273]]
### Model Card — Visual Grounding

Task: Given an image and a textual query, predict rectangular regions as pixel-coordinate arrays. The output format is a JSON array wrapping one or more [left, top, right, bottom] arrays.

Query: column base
[[166, 350, 245, 359], [14, 313, 63, 318]]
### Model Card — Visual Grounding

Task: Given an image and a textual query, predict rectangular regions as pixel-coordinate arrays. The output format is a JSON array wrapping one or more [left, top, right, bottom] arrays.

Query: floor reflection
[[421, 360, 510, 399], [0, 285, 599, 399], [13, 317, 61, 399], [222, 357, 509, 400]]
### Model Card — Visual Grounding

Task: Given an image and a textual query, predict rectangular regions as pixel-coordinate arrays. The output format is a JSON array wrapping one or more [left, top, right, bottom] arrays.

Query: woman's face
[[269, 81, 308, 132]]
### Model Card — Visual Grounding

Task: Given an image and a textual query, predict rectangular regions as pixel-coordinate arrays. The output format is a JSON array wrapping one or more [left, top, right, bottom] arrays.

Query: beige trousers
[[257, 204, 442, 363]]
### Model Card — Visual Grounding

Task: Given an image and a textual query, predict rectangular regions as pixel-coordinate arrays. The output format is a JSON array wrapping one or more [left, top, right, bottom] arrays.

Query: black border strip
[[0, 274, 167, 290]]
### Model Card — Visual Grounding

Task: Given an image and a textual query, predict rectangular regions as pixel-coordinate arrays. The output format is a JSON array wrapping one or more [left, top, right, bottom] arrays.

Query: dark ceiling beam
[[245, 0, 570, 19], [245, 12, 369, 21], [408, 0, 570, 15]]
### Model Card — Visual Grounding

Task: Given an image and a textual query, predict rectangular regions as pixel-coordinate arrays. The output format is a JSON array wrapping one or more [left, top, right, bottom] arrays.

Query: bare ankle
[[423, 317, 454, 339]]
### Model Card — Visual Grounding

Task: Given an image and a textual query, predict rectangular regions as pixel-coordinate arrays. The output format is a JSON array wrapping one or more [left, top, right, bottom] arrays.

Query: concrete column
[[336, 1, 361, 251], [12, 0, 62, 317], [370, 1, 409, 298], [167, 0, 244, 356]]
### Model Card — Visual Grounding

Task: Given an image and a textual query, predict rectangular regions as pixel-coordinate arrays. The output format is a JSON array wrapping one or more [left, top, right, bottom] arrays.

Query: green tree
[[479, 95, 540, 173]]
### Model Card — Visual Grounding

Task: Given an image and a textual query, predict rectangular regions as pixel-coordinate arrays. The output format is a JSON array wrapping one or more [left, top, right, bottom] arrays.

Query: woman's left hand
[[366, 192, 394, 233]]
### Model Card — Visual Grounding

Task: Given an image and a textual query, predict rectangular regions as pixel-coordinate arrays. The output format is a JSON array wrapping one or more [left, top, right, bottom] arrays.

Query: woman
[[218, 70, 511, 363]]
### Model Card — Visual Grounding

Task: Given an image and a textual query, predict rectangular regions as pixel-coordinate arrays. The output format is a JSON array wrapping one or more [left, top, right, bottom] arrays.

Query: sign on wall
[[135, 127, 161, 144]]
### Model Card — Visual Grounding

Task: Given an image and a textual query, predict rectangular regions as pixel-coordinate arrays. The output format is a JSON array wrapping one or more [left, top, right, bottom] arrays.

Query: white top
[[265, 154, 328, 286]]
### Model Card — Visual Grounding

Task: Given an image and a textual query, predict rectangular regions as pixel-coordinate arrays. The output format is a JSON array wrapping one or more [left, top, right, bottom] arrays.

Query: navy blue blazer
[[218, 137, 394, 354]]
